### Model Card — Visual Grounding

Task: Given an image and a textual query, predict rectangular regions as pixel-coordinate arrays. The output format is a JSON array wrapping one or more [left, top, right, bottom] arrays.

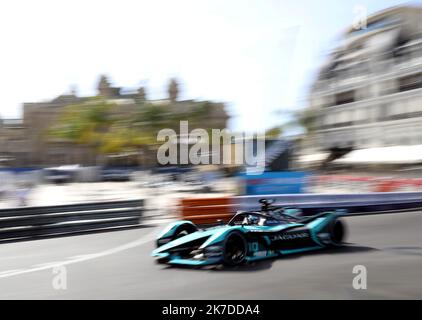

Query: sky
[[0, 0, 419, 132]]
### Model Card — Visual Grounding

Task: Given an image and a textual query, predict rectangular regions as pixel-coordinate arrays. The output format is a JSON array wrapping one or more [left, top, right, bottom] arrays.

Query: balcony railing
[[314, 45, 422, 95]]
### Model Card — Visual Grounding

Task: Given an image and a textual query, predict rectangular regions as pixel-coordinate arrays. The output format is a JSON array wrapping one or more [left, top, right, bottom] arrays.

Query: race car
[[151, 199, 347, 267]]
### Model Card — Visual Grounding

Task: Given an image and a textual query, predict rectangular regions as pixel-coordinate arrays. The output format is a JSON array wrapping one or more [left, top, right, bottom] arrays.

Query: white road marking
[[32, 261, 69, 268], [0, 269, 24, 277], [0, 227, 159, 279], [66, 254, 99, 260]]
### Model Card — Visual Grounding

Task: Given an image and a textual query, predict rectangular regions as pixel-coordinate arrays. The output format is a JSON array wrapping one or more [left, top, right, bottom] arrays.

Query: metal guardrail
[[0, 199, 144, 242]]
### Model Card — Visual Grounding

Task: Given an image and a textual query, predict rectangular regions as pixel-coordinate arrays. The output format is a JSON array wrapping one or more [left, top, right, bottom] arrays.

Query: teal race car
[[152, 199, 347, 267]]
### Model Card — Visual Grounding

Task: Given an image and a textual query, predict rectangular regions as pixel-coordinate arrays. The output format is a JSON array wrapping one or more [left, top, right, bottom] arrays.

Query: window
[[349, 16, 400, 36], [335, 90, 355, 106], [398, 73, 422, 92]]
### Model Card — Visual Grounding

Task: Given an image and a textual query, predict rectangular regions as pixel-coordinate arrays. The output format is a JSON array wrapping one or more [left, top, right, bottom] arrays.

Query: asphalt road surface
[[0, 212, 422, 299]]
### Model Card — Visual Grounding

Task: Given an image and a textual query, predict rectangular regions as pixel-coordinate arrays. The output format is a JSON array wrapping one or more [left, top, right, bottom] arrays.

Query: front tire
[[223, 231, 247, 266], [172, 224, 197, 240], [156, 223, 198, 248]]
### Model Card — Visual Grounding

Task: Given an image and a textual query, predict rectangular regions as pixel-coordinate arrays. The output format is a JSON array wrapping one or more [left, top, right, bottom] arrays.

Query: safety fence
[[0, 199, 144, 242], [178, 192, 422, 225], [3, 192, 422, 241], [311, 175, 422, 193]]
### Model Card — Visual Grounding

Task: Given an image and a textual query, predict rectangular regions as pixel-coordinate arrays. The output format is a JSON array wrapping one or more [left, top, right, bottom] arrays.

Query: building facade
[[1, 76, 229, 167], [309, 6, 422, 151], [0, 119, 28, 166]]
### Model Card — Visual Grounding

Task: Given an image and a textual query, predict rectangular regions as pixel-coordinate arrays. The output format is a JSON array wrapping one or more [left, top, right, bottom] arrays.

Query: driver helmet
[[247, 214, 260, 225]]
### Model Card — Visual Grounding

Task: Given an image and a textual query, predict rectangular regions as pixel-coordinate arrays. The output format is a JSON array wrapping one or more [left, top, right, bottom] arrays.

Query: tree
[[48, 95, 216, 166], [293, 108, 318, 134], [270, 107, 318, 136], [265, 126, 283, 138], [48, 98, 115, 164]]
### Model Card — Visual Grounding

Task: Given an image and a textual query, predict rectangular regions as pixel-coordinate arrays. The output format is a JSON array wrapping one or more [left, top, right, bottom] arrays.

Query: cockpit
[[228, 209, 300, 227]]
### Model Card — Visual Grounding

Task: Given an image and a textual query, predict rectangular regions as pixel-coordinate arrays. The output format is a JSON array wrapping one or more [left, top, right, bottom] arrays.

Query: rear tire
[[223, 231, 247, 266], [329, 219, 346, 246]]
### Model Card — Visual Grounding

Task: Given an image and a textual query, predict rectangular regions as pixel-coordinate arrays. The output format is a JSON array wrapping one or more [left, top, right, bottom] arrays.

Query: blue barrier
[[0, 167, 40, 173], [234, 192, 422, 216], [239, 171, 310, 195]]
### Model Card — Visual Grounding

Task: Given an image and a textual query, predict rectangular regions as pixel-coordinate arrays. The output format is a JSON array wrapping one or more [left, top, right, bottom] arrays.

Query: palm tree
[[48, 97, 115, 165]]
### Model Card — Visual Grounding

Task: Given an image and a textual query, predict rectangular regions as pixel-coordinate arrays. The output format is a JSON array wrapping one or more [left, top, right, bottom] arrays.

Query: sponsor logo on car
[[270, 232, 309, 241]]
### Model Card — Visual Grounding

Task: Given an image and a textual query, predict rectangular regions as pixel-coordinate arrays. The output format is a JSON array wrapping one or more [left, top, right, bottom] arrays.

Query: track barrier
[[313, 175, 422, 193], [179, 197, 235, 225], [0, 199, 144, 242], [179, 192, 422, 224]]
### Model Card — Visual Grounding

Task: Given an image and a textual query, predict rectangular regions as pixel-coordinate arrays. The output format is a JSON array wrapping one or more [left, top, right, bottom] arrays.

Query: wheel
[[222, 231, 247, 266], [328, 219, 346, 246], [171, 224, 197, 241], [155, 255, 170, 264], [156, 223, 198, 248]]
